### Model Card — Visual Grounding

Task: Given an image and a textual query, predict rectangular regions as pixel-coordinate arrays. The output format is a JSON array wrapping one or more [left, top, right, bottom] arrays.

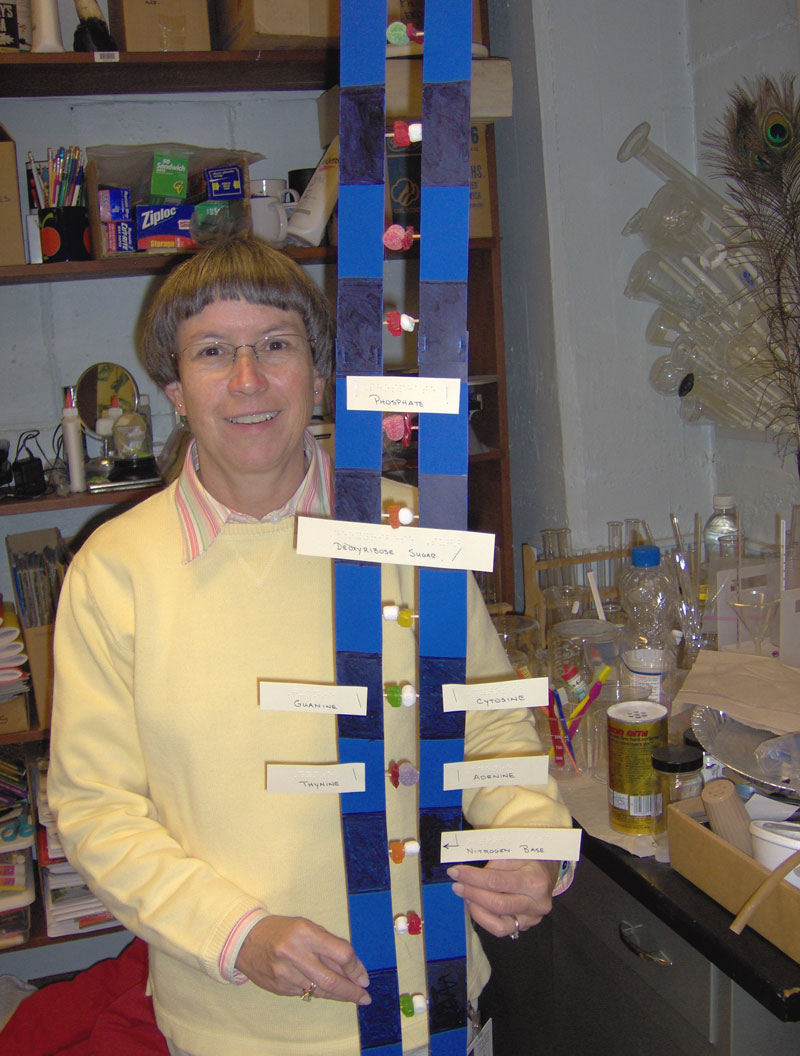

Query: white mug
[[253, 178, 300, 205], [250, 196, 288, 246]]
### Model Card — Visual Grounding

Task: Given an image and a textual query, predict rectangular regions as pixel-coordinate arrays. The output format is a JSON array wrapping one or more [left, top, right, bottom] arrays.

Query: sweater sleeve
[[48, 553, 264, 984], [462, 574, 573, 834]]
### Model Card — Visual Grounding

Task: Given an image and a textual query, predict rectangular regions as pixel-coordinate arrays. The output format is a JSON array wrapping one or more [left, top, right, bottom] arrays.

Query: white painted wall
[[490, 0, 800, 604]]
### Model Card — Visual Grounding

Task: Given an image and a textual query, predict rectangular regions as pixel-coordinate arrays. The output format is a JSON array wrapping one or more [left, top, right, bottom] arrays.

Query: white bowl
[[749, 820, 800, 889]]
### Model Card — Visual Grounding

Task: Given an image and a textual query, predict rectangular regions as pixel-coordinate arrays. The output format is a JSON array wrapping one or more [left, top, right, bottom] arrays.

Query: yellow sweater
[[49, 480, 570, 1056]]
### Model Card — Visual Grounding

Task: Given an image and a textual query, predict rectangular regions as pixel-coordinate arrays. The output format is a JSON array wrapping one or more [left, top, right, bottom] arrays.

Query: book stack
[[0, 749, 35, 946], [31, 758, 116, 938]]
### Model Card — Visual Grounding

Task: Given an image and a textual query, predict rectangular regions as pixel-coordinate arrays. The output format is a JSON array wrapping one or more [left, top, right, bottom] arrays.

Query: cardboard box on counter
[[107, 0, 211, 51], [0, 124, 26, 267], [669, 797, 800, 964]]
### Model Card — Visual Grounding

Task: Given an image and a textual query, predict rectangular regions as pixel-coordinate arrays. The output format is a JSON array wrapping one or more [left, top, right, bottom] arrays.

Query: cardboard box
[[0, 693, 31, 735], [107, 0, 211, 51], [0, 124, 26, 266], [216, 0, 338, 51], [317, 59, 513, 147], [668, 797, 800, 964]]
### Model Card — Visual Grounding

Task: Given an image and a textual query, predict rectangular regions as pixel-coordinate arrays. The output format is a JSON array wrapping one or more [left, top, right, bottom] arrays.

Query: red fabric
[[0, 937, 169, 1056]]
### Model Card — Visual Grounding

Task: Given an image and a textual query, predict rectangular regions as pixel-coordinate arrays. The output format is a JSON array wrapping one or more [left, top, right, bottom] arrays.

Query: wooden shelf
[[0, 50, 339, 98], [0, 485, 162, 517], [0, 245, 337, 286]]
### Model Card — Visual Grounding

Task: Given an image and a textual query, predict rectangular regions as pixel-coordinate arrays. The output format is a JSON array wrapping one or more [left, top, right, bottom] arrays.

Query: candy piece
[[397, 607, 414, 628], [406, 23, 424, 43], [407, 123, 422, 143], [403, 839, 420, 856], [399, 312, 418, 332], [382, 414, 405, 441], [386, 20, 408, 45], [400, 225, 415, 250], [412, 993, 427, 1014], [398, 762, 419, 786], [407, 911, 422, 935], [392, 120, 411, 147], [385, 502, 404, 528], [394, 914, 409, 933], [400, 994, 415, 1018], [385, 310, 403, 337], [386, 684, 403, 708], [401, 684, 416, 708], [388, 761, 400, 788], [383, 224, 408, 250], [397, 505, 415, 525], [389, 840, 405, 864], [383, 604, 400, 622]]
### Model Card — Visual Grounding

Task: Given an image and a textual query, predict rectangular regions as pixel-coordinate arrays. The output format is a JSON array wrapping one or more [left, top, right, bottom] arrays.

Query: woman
[[49, 236, 572, 1056]]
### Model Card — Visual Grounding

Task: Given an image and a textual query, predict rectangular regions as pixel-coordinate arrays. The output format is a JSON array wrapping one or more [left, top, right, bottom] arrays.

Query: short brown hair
[[141, 236, 335, 387]]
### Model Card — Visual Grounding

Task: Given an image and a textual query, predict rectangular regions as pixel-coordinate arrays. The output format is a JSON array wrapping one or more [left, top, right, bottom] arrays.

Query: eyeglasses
[[174, 334, 311, 373]]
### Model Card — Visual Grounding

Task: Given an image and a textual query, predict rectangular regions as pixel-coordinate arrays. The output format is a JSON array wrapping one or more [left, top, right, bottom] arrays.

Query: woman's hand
[[447, 859, 560, 938], [235, 915, 371, 1005]]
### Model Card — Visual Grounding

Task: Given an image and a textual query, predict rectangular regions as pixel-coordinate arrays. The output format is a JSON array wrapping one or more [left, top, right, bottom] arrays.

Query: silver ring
[[509, 915, 520, 940], [301, 982, 317, 1001]]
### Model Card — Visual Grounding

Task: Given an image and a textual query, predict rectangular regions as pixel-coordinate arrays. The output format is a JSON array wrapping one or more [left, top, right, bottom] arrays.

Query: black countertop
[[581, 829, 800, 1021]]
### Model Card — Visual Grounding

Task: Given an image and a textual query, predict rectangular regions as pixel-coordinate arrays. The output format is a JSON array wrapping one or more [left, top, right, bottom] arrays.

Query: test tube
[[607, 521, 623, 587], [555, 528, 573, 586]]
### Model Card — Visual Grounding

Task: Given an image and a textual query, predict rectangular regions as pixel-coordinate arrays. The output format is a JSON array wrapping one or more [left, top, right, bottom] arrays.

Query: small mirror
[[75, 362, 139, 435]]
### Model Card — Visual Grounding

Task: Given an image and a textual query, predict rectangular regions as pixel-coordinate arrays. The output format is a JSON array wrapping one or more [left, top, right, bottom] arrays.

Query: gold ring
[[301, 982, 317, 1001], [509, 915, 520, 940]]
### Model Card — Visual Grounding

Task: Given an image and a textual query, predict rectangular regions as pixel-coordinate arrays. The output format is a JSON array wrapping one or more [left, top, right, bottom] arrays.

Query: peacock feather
[[704, 74, 800, 468]]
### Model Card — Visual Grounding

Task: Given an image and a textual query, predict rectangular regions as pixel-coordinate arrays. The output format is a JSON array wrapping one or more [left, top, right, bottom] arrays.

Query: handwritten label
[[258, 682, 367, 715], [442, 755, 549, 791], [440, 827, 582, 863], [441, 678, 548, 712], [346, 375, 461, 414], [265, 763, 365, 795], [296, 517, 495, 572]]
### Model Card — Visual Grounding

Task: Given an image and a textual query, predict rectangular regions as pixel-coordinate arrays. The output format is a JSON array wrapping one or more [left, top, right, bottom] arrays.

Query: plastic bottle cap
[[561, 664, 579, 681], [631, 544, 661, 568], [712, 494, 734, 508], [651, 745, 704, 773]]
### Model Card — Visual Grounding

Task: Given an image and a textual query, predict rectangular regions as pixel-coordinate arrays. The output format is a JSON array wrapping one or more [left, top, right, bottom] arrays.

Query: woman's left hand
[[447, 859, 560, 938]]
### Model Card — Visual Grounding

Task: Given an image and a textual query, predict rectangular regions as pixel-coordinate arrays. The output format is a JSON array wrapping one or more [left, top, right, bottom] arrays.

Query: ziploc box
[[204, 166, 244, 200], [151, 153, 188, 204], [135, 204, 196, 252], [0, 124, 26, 266]]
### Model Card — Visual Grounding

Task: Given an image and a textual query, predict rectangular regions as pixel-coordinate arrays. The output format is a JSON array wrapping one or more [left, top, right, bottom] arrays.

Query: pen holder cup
[[38, 207, 91, 263]]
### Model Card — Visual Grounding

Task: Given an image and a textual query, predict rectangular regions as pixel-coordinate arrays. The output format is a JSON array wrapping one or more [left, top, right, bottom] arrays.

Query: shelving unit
[[0, 37, 513, 956]]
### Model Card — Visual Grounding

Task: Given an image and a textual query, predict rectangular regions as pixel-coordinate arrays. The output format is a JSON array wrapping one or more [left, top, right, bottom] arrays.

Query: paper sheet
[[672, 650, 800, 735], [553, 771, 657, 859]]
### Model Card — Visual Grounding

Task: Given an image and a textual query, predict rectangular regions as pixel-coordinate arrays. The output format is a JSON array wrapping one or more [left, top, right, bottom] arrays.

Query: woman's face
[[164, 298, 324, 514]]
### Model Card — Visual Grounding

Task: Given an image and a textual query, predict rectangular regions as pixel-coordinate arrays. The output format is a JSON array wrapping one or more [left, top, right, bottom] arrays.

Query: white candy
[[382, 604, 400, 622], [412, 994, 427, 1014], [408, 123, 423, 142], [403, 839, 420, 856], [401, 684, 417, 707], [394, 914, 409, 933]]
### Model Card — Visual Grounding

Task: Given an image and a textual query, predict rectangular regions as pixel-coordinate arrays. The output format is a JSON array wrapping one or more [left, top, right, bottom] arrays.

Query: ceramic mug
[[250, 196, 288, 246], [253, 178, 300, 205]]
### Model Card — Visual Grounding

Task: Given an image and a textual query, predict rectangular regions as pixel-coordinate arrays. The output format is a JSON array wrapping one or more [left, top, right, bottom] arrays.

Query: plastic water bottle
[[619, 545, 678, 704], [703, 494, 738, 563]]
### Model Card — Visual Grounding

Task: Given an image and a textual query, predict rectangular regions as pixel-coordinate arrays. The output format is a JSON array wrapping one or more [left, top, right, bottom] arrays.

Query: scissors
[[1, 807, 34, 842]]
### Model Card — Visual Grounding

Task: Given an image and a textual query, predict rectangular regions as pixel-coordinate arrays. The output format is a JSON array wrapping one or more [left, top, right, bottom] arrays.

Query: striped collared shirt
[[174, 430, 333, 563]]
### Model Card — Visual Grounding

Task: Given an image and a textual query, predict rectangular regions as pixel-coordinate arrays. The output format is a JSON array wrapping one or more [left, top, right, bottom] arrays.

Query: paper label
[[346, 375, 461, 414], [258, 682, 367, 715], [265, 763, 365, 794], [441, 677, 548, 712], [296, 517, 495, 572], [440, 827, 582, 863], [442, 755, 549, 790]]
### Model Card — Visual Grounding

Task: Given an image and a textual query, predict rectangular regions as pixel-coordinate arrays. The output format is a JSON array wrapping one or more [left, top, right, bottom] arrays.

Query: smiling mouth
[[226, 412, 279, 424]]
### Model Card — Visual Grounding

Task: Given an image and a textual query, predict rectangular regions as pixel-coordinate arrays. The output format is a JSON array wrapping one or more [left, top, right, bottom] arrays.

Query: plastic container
[[703, 493, 738, 563], [285, 136, 339, 248], [61, 390, 86, 492], [619, 545, 678, 704], [651, 744, 704, 862], [749, 820, 800, 889]]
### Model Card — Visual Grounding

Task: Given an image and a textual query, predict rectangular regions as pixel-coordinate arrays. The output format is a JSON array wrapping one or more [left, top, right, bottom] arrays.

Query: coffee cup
[[253, 178, 300, 204], [250, 196, 288, 246]]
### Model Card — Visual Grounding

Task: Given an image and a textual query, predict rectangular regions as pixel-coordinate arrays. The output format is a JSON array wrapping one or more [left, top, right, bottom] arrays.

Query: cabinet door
[[552, 858, 716, 1055]]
